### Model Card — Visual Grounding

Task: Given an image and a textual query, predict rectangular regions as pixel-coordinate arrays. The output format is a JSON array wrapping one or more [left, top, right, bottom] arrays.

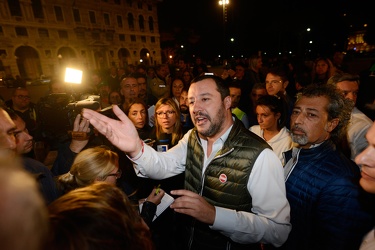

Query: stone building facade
[[0, 0, 162, 81]]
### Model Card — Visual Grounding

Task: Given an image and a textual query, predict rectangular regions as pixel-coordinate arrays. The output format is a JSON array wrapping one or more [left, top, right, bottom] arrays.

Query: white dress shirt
[[249, 126, 294, 165], [131, 127, 291, 247]]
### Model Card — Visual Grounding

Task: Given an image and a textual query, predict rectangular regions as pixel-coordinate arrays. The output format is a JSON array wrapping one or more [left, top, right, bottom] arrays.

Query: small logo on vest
[[219, 173, 227, 183]]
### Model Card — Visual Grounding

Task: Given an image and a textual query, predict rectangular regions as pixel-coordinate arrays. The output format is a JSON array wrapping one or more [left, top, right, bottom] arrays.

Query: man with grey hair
[[282, 84, 375, 250], [328, 72, 373, 161]]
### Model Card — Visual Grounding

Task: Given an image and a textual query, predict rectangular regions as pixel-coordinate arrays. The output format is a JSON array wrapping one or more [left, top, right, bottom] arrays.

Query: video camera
[[66, 95, 101, 114], [37, 93, 103, 149]]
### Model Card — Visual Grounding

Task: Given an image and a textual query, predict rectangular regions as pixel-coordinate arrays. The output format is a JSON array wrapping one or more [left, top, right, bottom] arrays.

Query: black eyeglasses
[[106, 169, 122, 179], [156, 110, 175, 117]]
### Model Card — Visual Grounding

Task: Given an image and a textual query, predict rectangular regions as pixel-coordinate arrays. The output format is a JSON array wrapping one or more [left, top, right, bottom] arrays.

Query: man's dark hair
[[227, 82, 242, 91], [191, 74, 230, 101], [266, 67, 288, 82]]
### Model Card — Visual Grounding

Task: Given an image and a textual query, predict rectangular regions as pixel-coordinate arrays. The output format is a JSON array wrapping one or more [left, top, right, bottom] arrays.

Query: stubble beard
[[198, 105, 226, 138]]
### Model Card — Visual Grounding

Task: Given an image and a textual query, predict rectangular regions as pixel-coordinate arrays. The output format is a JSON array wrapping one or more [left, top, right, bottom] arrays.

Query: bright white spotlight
[[64, 68, 83, 84]]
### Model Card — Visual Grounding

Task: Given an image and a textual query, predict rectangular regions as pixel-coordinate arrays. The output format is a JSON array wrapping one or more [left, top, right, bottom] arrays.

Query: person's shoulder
[[351, 107, 373, 124], [312, 142, 360, 176], [22, 157, 51, 173], [249, 125, 261, 134]]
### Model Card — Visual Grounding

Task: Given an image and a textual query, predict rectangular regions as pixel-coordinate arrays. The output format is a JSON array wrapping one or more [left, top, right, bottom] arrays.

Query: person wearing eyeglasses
[[81, 75, 291, 249], [143, 97, 185, 250], [55, 146, 125, 193], [265, 67, 296, 129], [5, 87, 41, 144], [3, 107, 60, 205]]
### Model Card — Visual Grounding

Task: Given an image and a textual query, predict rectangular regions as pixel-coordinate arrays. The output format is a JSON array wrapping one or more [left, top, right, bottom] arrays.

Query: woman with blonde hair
[[56, 146, 164, 227], [151, 97, 183, 150], [140, 97, 184, 249], [56, 146, 121, 194]]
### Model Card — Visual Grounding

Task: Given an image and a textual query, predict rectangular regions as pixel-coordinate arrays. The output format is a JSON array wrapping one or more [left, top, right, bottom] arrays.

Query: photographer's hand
[[69, 114, 90, 153], [81, 105, 142, 157]]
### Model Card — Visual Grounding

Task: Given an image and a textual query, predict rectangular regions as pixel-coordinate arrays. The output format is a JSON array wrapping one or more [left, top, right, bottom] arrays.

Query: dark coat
[[282, 140, 375, 250]]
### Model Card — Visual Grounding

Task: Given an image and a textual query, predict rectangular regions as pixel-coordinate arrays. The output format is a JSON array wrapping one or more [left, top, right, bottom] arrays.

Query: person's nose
[[27, 133, 33, 141], [293, 112, 304, 125], [191, 101, 202, 115], [355, 146, 374, 166], [346, 93, 355, 102]]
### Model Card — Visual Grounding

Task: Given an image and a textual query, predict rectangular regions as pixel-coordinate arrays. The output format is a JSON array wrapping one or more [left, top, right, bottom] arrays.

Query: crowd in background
[[0, 50, 375, 250]]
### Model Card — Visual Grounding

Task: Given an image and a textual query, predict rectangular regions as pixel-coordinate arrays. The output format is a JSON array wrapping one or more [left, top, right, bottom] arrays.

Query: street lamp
[[219, 0, 229, 23], [219, 0, 229, 61]]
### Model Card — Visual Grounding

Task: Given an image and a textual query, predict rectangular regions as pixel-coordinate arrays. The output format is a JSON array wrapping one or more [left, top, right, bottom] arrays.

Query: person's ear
[[283, 80, 289, 89], [224, 96, 232, 109], [326, 118, 339, 132]]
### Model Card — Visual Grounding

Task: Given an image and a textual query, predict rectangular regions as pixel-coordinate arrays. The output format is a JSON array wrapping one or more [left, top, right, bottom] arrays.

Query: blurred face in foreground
[[355, 121, 375, 194]]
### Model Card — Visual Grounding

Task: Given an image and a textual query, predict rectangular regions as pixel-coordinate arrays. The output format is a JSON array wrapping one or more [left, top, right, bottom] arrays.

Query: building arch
[[57, 46, 77, 63], [140, 48, 151, 65], [15, 46, 42, 80]]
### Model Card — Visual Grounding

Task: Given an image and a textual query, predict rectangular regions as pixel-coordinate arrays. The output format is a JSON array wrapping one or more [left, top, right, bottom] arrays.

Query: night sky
[[157, 0, 371, 59]]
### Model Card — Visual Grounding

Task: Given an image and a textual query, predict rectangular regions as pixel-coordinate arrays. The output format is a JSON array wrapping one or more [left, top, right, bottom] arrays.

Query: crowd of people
[[0, 52, 375, 250]]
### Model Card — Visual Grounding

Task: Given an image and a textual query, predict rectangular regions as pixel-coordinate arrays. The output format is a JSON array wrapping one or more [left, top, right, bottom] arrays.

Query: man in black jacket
[[3, 107, 59, 204]]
